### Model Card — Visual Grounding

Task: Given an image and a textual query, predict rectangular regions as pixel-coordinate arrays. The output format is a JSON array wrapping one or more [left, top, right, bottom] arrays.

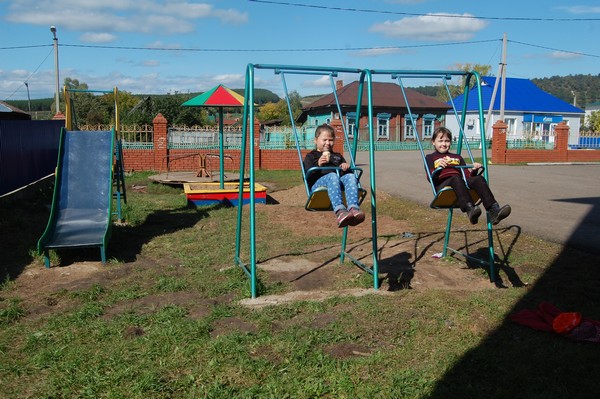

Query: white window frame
[[422, 115, 435, 139], [404, 114, 417, 139], [377, 113, 390, 140], [346, 112, 356, 138]]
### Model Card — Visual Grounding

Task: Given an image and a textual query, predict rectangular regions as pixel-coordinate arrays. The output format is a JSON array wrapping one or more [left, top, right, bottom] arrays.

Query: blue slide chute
[[38, 128, 115, 267]]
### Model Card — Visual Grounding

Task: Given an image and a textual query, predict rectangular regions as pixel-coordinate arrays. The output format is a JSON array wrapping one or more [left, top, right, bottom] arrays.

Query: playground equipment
[[37, 87, 125, 267], [181, 84, 267, 207], [371, 69, 496, 280], [184, 182, 267, 206], [235, 64, 380, 298], [37, 129, 115, 266]]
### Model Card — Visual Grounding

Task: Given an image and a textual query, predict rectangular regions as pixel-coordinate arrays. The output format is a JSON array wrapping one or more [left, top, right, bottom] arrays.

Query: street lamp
[[50, 25, 60, 114]]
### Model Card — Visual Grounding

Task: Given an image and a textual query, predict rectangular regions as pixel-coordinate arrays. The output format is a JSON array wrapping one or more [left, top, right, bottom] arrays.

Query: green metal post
[[219, 107, 225, 189]]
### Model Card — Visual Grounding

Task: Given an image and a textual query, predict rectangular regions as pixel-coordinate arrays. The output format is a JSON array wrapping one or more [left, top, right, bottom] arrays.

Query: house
[[298, 81, 451, 141], [445, 76, 585, 145], [0, 100, 31, 120]]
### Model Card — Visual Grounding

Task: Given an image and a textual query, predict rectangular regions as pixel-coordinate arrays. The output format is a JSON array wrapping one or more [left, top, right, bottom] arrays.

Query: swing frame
[[235, 64, 380, 298], [370, 69, 497, 281], [277, 69, 367, 212]]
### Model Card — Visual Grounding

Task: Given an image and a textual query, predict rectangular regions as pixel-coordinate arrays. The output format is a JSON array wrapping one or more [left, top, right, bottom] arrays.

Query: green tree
[[257, 90, 302, 125], [587, 111, 600, 132], [437, 63, 492, 101]]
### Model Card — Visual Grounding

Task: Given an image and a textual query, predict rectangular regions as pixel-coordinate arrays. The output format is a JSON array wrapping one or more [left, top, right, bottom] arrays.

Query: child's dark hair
[[315, 124, 334, 138], [431, 126, 453, 142]]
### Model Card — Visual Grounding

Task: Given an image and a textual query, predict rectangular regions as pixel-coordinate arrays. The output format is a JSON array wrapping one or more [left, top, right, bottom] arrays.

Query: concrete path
[[355, 150, 600, 254]]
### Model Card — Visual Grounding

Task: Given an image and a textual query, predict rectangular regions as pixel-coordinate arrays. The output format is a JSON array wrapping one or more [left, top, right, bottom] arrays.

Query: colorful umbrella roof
[[182, 84, 245, 107]]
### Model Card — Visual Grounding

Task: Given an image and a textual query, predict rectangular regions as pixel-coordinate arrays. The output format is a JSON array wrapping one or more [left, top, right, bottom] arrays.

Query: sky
[[1, 0, 599, 101]]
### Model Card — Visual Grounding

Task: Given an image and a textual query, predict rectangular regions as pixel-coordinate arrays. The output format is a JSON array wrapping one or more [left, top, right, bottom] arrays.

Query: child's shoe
[[465, 203, 481, 225], [336, 209, 353, 228], [348, 207, 365, 226], [489, 203, 511, 225]]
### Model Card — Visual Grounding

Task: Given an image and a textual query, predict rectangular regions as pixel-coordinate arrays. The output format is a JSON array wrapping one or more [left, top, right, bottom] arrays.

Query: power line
[[5, 48, 54, 100], [3, 39, 597, 59], [509, 40, 600, 58], [0, 44, 52, 50], [60, 39, 499, 52], [248, 0, 600, 21]]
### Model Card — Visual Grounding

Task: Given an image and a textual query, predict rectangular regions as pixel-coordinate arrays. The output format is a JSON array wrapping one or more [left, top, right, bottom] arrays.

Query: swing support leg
[[485, 217, 496, 282], [442, 209, 454, 257], [340, 227, 348, 263]]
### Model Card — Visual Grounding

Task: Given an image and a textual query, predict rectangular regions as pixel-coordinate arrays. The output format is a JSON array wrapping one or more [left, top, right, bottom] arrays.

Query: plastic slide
[[38, 128, 115, 267]]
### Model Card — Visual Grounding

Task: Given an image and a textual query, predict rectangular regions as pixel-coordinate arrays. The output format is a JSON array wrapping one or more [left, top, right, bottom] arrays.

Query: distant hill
[[5, 74, 600, 114]]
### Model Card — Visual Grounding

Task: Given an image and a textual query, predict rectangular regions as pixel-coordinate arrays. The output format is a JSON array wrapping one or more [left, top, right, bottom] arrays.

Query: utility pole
[[24, 82, 31, 113], [485, 33, 507, 139], [499, 32, 507, 121], [50, 26, 60, 114]]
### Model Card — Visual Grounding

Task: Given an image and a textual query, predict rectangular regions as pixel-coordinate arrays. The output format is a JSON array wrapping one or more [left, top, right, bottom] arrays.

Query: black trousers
[[436, 175, 497, 212]]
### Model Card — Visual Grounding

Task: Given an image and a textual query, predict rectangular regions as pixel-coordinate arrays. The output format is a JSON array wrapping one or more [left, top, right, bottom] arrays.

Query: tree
[[437, 63, 492, 101], [587, 110, 600, 132]]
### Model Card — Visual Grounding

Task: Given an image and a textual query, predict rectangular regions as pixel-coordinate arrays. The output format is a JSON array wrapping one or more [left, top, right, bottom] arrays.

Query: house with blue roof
[[445, 76, 585, 145]]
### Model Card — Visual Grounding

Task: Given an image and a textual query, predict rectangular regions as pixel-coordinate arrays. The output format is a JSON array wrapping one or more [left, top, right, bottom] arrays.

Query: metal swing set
[[371, 68, 497, 281], [235, 64, 381, 298], [234, 65, 500, 298]]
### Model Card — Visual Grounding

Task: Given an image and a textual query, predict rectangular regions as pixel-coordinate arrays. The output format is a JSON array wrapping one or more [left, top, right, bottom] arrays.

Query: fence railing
[[506, 139, 555, 150], [79, 123, 154, 149], [571, 132, 600, 149], [80, 122, 576, 152]]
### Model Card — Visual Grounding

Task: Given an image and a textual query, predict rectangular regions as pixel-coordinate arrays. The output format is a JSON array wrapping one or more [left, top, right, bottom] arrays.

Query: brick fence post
[[153, 113, 168, 171], [491, 120, 507, 164], [330, 118, 346, 156], [555, 121, 569, 162]]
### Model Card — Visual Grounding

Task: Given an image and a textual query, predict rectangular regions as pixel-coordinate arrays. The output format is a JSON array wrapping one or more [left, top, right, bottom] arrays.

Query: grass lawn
[[1, 170, 599, 398]]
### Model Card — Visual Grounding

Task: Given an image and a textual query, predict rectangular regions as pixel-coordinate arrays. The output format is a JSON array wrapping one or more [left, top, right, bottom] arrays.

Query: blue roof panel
[[452, 76, 584, 114]]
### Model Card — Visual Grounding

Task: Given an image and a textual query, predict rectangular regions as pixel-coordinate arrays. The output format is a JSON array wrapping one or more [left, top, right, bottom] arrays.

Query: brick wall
[[121, 115, 338, 172], [121, 116, 600, 171], [491, 120, 600, 164]]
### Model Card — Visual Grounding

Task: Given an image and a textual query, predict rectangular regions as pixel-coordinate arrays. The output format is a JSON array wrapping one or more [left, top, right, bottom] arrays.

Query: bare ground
[[7, 183, 498, 327]]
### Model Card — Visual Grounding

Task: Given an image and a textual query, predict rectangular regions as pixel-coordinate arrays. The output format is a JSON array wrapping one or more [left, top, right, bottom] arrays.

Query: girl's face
[[432, 134, 451, 154], [315, 131, 335, 152]]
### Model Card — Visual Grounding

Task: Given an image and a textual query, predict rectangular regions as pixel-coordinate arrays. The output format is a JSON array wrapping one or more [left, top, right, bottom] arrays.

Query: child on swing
[[425, 126, 511, 225], [303, 124, 365, 228]]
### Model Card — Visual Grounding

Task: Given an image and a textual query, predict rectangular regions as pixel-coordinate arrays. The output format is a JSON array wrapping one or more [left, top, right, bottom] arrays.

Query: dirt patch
[[7, 184, 498, 318]]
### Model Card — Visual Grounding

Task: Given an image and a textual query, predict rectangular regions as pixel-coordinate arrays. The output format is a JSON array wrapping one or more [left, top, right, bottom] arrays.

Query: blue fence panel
[[0, 120, 63, 196]]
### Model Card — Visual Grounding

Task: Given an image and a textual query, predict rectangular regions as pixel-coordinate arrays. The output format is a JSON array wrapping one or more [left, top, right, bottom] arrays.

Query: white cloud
[[351, 47, 410, 57], [549, 51, 582, 59], [80, 32, 117, 43], [142, 60, 160, 67], [556, 6, 600, 14], [301, 76, 331, 88], [370, 13, 488, 41], [5, 0, 248, 36], [146, 41, 182, 50]]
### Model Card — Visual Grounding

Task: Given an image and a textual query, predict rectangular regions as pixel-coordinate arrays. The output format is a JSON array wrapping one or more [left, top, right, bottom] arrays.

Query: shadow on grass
[[428, 201, 600, 398], [0, 193, 52, 281]]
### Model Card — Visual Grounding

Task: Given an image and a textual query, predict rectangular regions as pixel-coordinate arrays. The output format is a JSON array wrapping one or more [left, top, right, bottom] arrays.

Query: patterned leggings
[[311, 172, 360, 213]]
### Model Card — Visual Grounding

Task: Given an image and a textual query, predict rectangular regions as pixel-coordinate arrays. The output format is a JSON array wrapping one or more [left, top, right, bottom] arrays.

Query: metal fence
[[79, 123, 153, 149], [571, 132, 600, 149], [0, 120, 63, 196], [168, 125, 243, 149]]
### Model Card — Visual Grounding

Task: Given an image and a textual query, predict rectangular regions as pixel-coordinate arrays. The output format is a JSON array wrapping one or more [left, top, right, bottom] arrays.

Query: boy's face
[[315, 131, 335, 152], [432, 134, 451, 154]]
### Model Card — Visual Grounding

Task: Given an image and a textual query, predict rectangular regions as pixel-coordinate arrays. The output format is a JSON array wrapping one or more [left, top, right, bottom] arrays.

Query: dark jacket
[[303, 149, 348, 188], [425, 151, 471, 185]]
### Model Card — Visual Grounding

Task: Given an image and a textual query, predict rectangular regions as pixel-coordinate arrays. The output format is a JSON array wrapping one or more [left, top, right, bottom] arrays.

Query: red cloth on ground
[[510, 302, 600, 343]]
